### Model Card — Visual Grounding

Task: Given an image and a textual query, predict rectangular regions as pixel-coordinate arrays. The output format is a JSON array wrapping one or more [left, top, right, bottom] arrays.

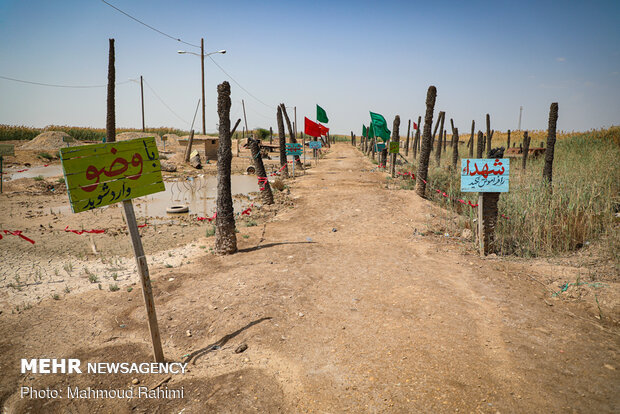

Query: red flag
[[318, 123, 329, 136], [413, 122, 418, 130], [304, 117, 321, 137]]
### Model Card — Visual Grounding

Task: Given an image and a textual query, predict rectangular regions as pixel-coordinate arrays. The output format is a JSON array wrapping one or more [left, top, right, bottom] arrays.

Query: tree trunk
[[412, 115, 421, 160], [106, 39, 116, 143], [230, 119, 241, 136], [506, 129, 511, 151], [405, 119, 411, 157], [415, 86, 437, 198], [269, 126, 273, 144], [214, 81, 237, 255], [476, 131, 484, 158], [277, 106, 288, 178], [434, 115, 445, 165], [248, 137, 274, 205], [431, 111, 444, 151], [280, 104, 302, 167], [486, 114, 493, 157], [542, 103, 559, 185], [451, 127, 459, 170], [390, 115, 400, 178], [522, 131, 530, 170], [469, 120, 475, 158]]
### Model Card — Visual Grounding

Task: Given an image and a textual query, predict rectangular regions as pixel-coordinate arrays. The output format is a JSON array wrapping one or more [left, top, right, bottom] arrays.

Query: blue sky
[[0, 0, 618, 135]]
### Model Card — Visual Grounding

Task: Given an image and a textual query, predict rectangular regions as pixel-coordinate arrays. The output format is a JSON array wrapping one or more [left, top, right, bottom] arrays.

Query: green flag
[[369, 111, 390, 142], [317, 105, 329, 123], [368, 122, 375, 139], [362, 125, 367, 137]]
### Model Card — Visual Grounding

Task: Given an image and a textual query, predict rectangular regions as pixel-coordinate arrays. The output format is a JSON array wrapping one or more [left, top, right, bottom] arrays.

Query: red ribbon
[[2, 230, 35, 244], [197, 212, 217, 222], [16, 169, 28, 172], [64, 226, 105, 235], [241, 203, 254, 216]]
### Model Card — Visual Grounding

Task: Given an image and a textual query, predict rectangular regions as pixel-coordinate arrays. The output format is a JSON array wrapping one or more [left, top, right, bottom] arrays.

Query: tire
[[246, 166, 256, 175], [166, 205, 189, 214]]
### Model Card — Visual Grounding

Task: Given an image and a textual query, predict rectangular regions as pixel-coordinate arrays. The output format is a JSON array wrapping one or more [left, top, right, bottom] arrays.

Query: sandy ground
[[0, 143, 618, 413]]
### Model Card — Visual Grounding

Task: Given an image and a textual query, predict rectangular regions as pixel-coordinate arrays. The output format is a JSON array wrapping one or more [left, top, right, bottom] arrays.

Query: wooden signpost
[[461, 158, 509, 256], [60, 137, 165, 362], [0, 144, 15, 194], [285, 142, 303, 178]]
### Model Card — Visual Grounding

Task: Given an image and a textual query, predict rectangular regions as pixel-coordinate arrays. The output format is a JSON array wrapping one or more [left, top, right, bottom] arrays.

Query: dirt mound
[[116, 131, 162, 143], [20, 131, 77, 150], [162, 133, 180, 147]]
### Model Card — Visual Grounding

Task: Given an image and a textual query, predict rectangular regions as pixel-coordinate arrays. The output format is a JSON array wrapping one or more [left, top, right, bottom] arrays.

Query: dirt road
[[1, 144, 618, 413]]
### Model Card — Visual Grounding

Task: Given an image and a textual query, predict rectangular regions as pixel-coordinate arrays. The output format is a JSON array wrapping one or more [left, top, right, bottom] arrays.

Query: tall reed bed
[[0, 125, 189, 141], [399, 127, 620, 258]]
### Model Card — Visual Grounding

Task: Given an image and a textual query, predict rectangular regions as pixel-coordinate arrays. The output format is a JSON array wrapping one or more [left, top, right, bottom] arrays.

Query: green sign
[[0, 144, 15, 156], [389, 142, 399, 154], [60, 137, 164, 213]]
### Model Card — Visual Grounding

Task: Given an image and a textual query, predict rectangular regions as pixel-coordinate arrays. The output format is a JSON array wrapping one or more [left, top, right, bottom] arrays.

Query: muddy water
[[8, 165, 63, 180], [136, 175, 259, 217], [52, 174, 261, 218]]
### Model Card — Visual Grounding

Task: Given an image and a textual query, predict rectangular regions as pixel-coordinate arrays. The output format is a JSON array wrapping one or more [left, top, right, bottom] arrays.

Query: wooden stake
[[122, 200, 164, 362]]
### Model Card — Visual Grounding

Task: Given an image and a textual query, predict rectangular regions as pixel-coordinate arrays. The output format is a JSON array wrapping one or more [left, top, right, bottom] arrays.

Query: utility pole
[[518, 106, 523, 131], [201, 38, 206, 135], [294, 106, 297, 139], [140, 75, 145, 132], [242, 99, 249, 135]]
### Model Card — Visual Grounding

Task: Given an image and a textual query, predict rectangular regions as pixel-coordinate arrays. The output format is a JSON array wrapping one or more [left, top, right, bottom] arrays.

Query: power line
[[207, 55, 276, 109], [100, 0, 200, 49], [0, 74, 130, 89], [100, 0, 278, 112], [142, 78, 189, 125]]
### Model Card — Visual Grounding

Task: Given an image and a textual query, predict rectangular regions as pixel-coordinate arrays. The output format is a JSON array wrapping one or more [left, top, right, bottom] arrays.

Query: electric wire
[[207, 55, 276, 110], [0, 75, 130, 89], [100, 0, 200, 49], [142, 78, 189, 125]]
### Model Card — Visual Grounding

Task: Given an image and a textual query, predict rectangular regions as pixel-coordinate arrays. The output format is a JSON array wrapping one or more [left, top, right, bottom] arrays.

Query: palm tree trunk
[[280, 104, 302, 167], [277, 106, 288, 178], [542, 103, 559, 185], [451, 128, 459, 170], [522, 131, 530, 170], [486, 114, 493, 157], [248, 137, 274, 205], [415, 86, 437, 198], [469, 120, 475, 158], [390, 115, 400, 178], [434, 114, 445, 165], [214, 81, 237, 255], [476, 131, 484, 158], [405, 119, 411, 157], [412, 116, 421, 160], [106, 39, 116, 143]]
